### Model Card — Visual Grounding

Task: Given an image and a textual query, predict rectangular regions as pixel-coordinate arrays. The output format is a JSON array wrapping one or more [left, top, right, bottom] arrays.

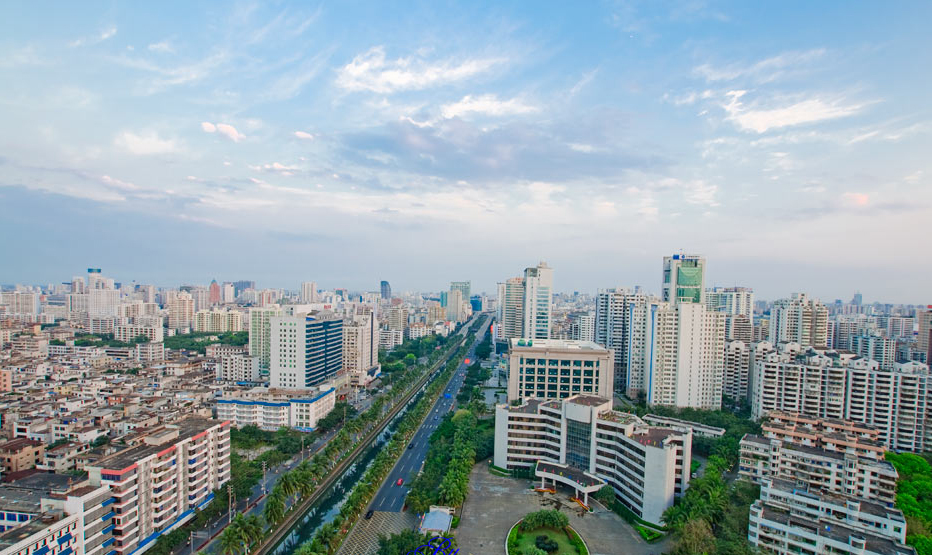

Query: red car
[[396, 478, 404, 486]]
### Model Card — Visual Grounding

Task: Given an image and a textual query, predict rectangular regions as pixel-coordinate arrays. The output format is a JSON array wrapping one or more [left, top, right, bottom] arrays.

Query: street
[[367, 317, 489, 513]]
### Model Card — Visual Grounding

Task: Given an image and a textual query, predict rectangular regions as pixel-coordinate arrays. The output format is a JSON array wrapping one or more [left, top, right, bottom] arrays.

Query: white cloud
[[694, 49, 826, 83], [201, 122, 243, 142], [722, 90, 863, 133], [440, 94, 537, 119], [294, 131, 314, 140], [69, 27, 117, 48], [249, 162, 300, 176], [336, 46, 502, 94], [844, 192, 870, 206], [100, 175, 139, 190], [148, 41, 174, 53], [113, 131, 177, 155]]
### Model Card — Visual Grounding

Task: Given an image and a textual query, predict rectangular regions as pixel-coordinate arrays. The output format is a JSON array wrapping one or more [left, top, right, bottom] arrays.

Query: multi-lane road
[[367, 315, 489, 513]]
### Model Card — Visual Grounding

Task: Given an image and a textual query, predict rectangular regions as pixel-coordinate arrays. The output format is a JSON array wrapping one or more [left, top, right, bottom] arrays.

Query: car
[[365, 509, 374, 519], [408, 443, 414, 450], [396, 478, 404, 486]]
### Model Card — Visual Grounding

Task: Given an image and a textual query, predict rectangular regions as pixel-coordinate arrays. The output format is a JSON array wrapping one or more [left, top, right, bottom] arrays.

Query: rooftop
[[536, 460, 605, 488], [567, 394, 609, 407], [91, 417, 224, 472], [509, 338, 608, 352], [0, 514, 66, 550]]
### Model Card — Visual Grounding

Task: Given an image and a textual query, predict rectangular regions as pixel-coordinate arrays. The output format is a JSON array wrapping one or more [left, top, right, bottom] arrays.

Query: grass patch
[[451, 516, 460, 529], [636, 525, 664, 543], [513, 527, 576, 555]]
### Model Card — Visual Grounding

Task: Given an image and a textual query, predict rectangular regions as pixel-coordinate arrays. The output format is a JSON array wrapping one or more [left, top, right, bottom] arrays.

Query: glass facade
[[565, 419, 591, 470]]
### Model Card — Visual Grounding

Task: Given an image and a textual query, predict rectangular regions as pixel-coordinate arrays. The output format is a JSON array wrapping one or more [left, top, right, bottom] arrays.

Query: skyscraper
[[168, 291, 195, 330], [497, 277, 525, 340], [450, 281, 471, 301], [249, 306, 284, 371], [447, 289, 465, 323], [706, 286, 754, 316], [209, 279, 221, 305], [380, 280, 391, 300], [662, 254, 705, 305], [594, 288, 659, 395]]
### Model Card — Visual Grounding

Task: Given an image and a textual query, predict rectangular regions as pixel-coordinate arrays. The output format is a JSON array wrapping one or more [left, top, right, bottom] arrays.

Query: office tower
[[494, 395, 691, 523], [497, 277, 525, 340], [87, 419, 230, 555], [249, 306, 284, 371], [343, 310, 380, 387], [507, 339, 614, 401], [705, 286, 754, 316], [450, 281, 471, 302], [270, 312, 343, 389], [648, 303, 726, 409], [748, 478, 912, 555], [439, 291, 448, 308], [209, 280, 221, 305], [769, 293, 829, 348], [522, 262, 553, 339], [661, 254, 705, 305], [920, 310, 932, 363], [194, 309, 244, 332], [221, 282, 235, 303], [446, 289, 464, 323], [301, 281, 319, 303], [380, 280, 391, 300], [469, 295, 482, 312], [594, 288, 659, 395], [569, 313, 595, 342], [168, 291, 194, 330], [852, 291, 863, 306]]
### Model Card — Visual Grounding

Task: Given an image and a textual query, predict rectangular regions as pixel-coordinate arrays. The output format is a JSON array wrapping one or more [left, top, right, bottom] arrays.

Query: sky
[[1, 1, 930, 303]]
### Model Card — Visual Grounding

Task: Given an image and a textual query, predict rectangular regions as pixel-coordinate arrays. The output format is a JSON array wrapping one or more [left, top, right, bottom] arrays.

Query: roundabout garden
[[506, 509, 589, 555]]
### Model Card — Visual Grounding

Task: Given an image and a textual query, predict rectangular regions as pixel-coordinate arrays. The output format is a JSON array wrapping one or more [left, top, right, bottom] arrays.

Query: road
[[367, 316, 489, 513]]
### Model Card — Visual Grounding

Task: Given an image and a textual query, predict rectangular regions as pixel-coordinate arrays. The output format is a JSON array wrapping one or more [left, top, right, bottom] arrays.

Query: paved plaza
[[456, 464, 671, 555]]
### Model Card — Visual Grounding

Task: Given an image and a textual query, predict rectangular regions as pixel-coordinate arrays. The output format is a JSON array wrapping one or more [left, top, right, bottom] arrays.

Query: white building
[[738, 434, 897, 504], [507, 339, 614, 401], [705, 286, 753, 316], [522, 262, 553, 340], [496, 277, 525, 341], [216, 354, 260, 382], [193, 309, 243, 333], [216, 388, 335, 431], [114, 323, 164, 343], [494, 395, 690, 523], [269, 312, 343, 390], [569, 313, 595, 342], [594, 288, 658, 396], [379, 328, 403, 351], [343, 310, 380, 387], [748, 478, 914, 555], [647, 302, 726, 410], [167, 292, 194, 331], [86, 419, 230, 555], [300, 282, 318, 303]]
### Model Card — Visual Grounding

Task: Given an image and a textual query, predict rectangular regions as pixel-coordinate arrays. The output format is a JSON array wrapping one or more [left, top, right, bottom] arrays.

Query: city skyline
[[2, 2, 931, 302]]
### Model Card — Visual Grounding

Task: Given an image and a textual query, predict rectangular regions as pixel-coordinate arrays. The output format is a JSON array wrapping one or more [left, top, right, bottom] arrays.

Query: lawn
[[513, 527, 576, 555]]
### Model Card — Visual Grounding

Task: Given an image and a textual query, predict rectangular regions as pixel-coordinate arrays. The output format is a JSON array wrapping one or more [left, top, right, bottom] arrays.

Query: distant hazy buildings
[[706, 286, 754, 316], [301, 281, 319, 303], [380, 280, 391, 300], [769, 293, 829, 348]]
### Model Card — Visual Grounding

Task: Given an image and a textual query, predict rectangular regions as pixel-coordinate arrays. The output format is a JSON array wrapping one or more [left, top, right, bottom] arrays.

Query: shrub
[[535, 535, 558, 552]]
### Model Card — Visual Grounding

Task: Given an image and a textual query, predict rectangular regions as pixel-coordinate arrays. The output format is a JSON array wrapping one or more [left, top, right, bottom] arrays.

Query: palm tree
[[279, 471, 299, 501], [242, 514, 265, 546], [263, 490, 286, 526], [293, 542, 321, 555], [219, 526, 244, 555], [316, 522, 337, 553]]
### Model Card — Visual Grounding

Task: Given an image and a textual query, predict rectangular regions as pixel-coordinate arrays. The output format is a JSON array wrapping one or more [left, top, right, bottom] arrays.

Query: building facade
[[507, 339, 614, 401], [269, 313, 343, 390]]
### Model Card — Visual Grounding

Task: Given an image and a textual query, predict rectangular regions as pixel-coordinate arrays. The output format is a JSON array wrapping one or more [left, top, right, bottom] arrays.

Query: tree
[[673, 518, 715, 555], [218, 526, 244, 555], [375, 530, 431, 555]]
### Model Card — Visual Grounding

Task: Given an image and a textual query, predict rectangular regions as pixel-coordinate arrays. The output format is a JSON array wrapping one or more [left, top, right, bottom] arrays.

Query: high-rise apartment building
[[522, 262, 553, 339], [208, 280, 221, 305], [497, 277, 525, 340], [569, 313, 595, 342], [167, 292, 194, 330], [594, 288, 658, 395], [446, 289, 465, 323], [193, 309, 243, 333], [850, 333, 896, 370], [662, 254, 705, 305], [648, 302, 726, 409], [387, 306, 408, 332], [706, 286, 754, 316], [919, 310, 932, 363], [221, 282, 235, 303], [270, 312, 343, 389], [507, 339, 614, 401], [343, 310, 380, 387], [494, 395, 691, 523], [300, 282, 318, 303], [769, 293, 829, 348], [380, 280, 391, 300], [249, 306, 284, 372]]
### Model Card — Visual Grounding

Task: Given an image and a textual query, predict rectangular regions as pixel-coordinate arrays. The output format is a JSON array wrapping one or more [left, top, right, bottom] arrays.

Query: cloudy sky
[[1, 1, 930, 302]]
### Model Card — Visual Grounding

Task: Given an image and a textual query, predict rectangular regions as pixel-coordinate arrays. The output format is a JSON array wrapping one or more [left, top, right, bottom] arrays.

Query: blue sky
[[1, 1, 930, 302]]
